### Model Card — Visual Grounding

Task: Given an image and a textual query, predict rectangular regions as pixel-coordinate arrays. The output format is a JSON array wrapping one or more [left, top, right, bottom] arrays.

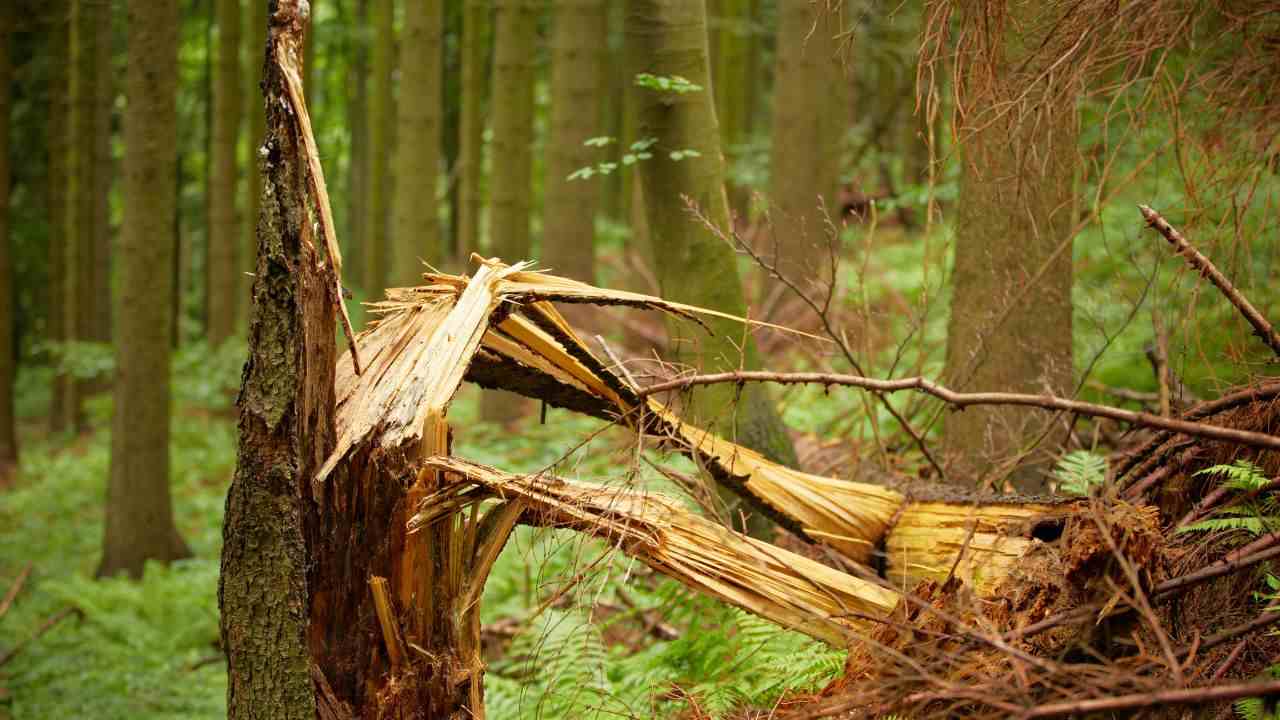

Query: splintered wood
[[326, 256, 1065, 645]]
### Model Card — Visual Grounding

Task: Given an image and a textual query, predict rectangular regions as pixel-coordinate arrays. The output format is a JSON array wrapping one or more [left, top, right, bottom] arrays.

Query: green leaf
[[567, 167, 595, 181], [583, 136, 614, 147]]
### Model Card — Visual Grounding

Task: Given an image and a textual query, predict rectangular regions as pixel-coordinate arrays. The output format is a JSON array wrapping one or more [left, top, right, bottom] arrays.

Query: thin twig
[[0, 606, 79, 667], [0, 563, 32, 621], [1021, 678, 1280, 718], [1140, 204, 1280, 359], [638, 370, 1280, 452]]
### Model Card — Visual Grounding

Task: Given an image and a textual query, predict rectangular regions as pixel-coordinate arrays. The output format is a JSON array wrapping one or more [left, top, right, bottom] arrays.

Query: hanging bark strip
[[274, 27, 361, 374], [638, 370, 1280, 452], [1140, 204, 1280, 359]]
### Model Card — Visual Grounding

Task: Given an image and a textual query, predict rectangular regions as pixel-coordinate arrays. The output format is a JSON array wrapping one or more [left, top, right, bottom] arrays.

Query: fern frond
[[1053, 450, 1108, 496]]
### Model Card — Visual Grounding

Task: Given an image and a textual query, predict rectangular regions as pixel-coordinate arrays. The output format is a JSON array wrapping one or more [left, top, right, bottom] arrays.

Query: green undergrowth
[[1, 363, 840, 720]]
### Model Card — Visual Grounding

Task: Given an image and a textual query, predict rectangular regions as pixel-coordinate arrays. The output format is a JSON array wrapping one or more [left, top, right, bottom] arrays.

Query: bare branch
[[1021, 678, 1280, 718], [638, 370, 1280, 452], [1140, 204, 1280, 359]]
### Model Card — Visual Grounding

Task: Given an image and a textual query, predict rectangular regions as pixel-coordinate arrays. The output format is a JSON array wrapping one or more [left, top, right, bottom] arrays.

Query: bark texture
[[392, 0, 442, 286], [208, 0, 242, 345], [769, 1, 846, 285], [98, 0, 191, 578], [90, 8, 112, 348], [624, 0, 798, 501], [0, 0, 15, 487], [943, 1, 1076, 491], [480, 0, 537, 423], [544, 0, 606, 287], [456, 0, 488, 263], [362, 0, 393, 295], [221, 4, 328, 717]]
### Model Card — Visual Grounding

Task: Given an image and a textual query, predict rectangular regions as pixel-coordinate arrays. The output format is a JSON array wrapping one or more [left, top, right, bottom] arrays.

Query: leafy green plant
[[634, 72, 703, 94], [1180, 460, 1279, 536], [1053, 450, 1108, 496]]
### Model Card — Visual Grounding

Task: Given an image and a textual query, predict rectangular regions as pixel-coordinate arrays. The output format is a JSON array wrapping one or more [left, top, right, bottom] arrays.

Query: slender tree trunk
[[345, 0, 368, 288], [769, 1, 845, 286], [544, 0, 605, 289], [98, 0, 192, 579], [713, 0, 748, 215], [363, 0, 393, 295], [457, 0, 488, 262], [392, 0, 442, 286], [624, 0, 798, 526], [243, 0, 268, 320], [942, 1, 1076, 491], [0, 0, 15, 487], [91, 6, 113, 348], [456, 0, 488, 262], [47, 0, 71, 434], [480, 0, 537, 424], [208, 0, 241, 345]]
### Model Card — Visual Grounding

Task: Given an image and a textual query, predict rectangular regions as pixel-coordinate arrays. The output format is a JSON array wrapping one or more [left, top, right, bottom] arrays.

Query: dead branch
[[0, 563, 31, 622], [1140, 204, 1280, 359], [0, 606, 79, 667], [1021, 678, 1280, 718], [638, 370, 1280, 452]]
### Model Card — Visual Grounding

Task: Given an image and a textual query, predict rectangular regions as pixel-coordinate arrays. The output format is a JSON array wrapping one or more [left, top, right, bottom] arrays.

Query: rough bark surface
[[943, 1, 1076, 491], [208, 0, 242, 345], [624, 0, 798, 487], [221, 3, 328, 718], [480, 0, 537, 423], [544, 0, 606, 289], [392, 0, 442, 286], [0, 0, 15, 487], [98, 0, 191, 578]]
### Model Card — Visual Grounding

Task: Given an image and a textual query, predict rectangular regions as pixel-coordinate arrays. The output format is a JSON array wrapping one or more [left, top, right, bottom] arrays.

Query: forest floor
[[0, 350, 857, 720]]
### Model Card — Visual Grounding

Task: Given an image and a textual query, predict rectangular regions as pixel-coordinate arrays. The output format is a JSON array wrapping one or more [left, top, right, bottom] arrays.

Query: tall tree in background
[[345, 0, 368, 284], [90, 1, 112, 349], [363, 0, 393, 296], [456, 0, 488, 260], [769, 1, 846, 288], [480, 0, 537, 423], [244, 0, 267, 313], [47, 0, 74, 433], [0, 0, 15, 486], [544, 0, 605, 288], [710, 0, 749, 213], [208, 0, 242, 345], [942, 1, 1076, 490], [392, 0, 442, 286], [99, 0, 191, 577], [625, 0, 798, 504]]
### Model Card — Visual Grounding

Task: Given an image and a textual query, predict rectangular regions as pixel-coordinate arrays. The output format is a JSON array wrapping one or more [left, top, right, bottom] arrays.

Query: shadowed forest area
[[2, 0, 1280, 718]]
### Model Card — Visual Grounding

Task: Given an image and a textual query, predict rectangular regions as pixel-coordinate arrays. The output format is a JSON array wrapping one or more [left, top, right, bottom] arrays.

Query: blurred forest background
[[1, 0, 1279, 717]]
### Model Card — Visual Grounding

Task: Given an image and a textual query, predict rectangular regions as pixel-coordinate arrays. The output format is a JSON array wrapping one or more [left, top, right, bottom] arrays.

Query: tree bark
[[362, 0, 393, 296], [456, 0, 489, 264], [98, 0, 191, 579], [0, 0, 15, 487], [769, 0, 846, 286], [46, 0, 71, 434], [544, 0, 606, 288], [712, 0, 749, 215], [943, 1, 1076, 491], [624, 0, 798, 524], [208, 0, 242, 346], [480, 0, 537, 424], [90, 5, 113, 348], [392, 0, 442, 286]]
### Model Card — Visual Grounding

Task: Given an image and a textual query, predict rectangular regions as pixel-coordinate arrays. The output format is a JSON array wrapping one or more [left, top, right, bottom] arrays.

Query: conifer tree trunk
[[66, 0, 99, 432], [208, 0, 242, 345], [91, 11, 113, 347], [544, 0, 605, 287], [392, 0, 442, 286], [0, 0, 15, 487], [47, 0, 71, 434], [943, 1, 1076, 490], [713, 0, 748, 214], [769, 1, 845, 285], [98, 0, 191, 579], [363, 0, 393, 295], [624, 0, 798, 505], [345, 0, 368, 286], [480, 0, 537, 423], [456, 0, 488, 261]]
